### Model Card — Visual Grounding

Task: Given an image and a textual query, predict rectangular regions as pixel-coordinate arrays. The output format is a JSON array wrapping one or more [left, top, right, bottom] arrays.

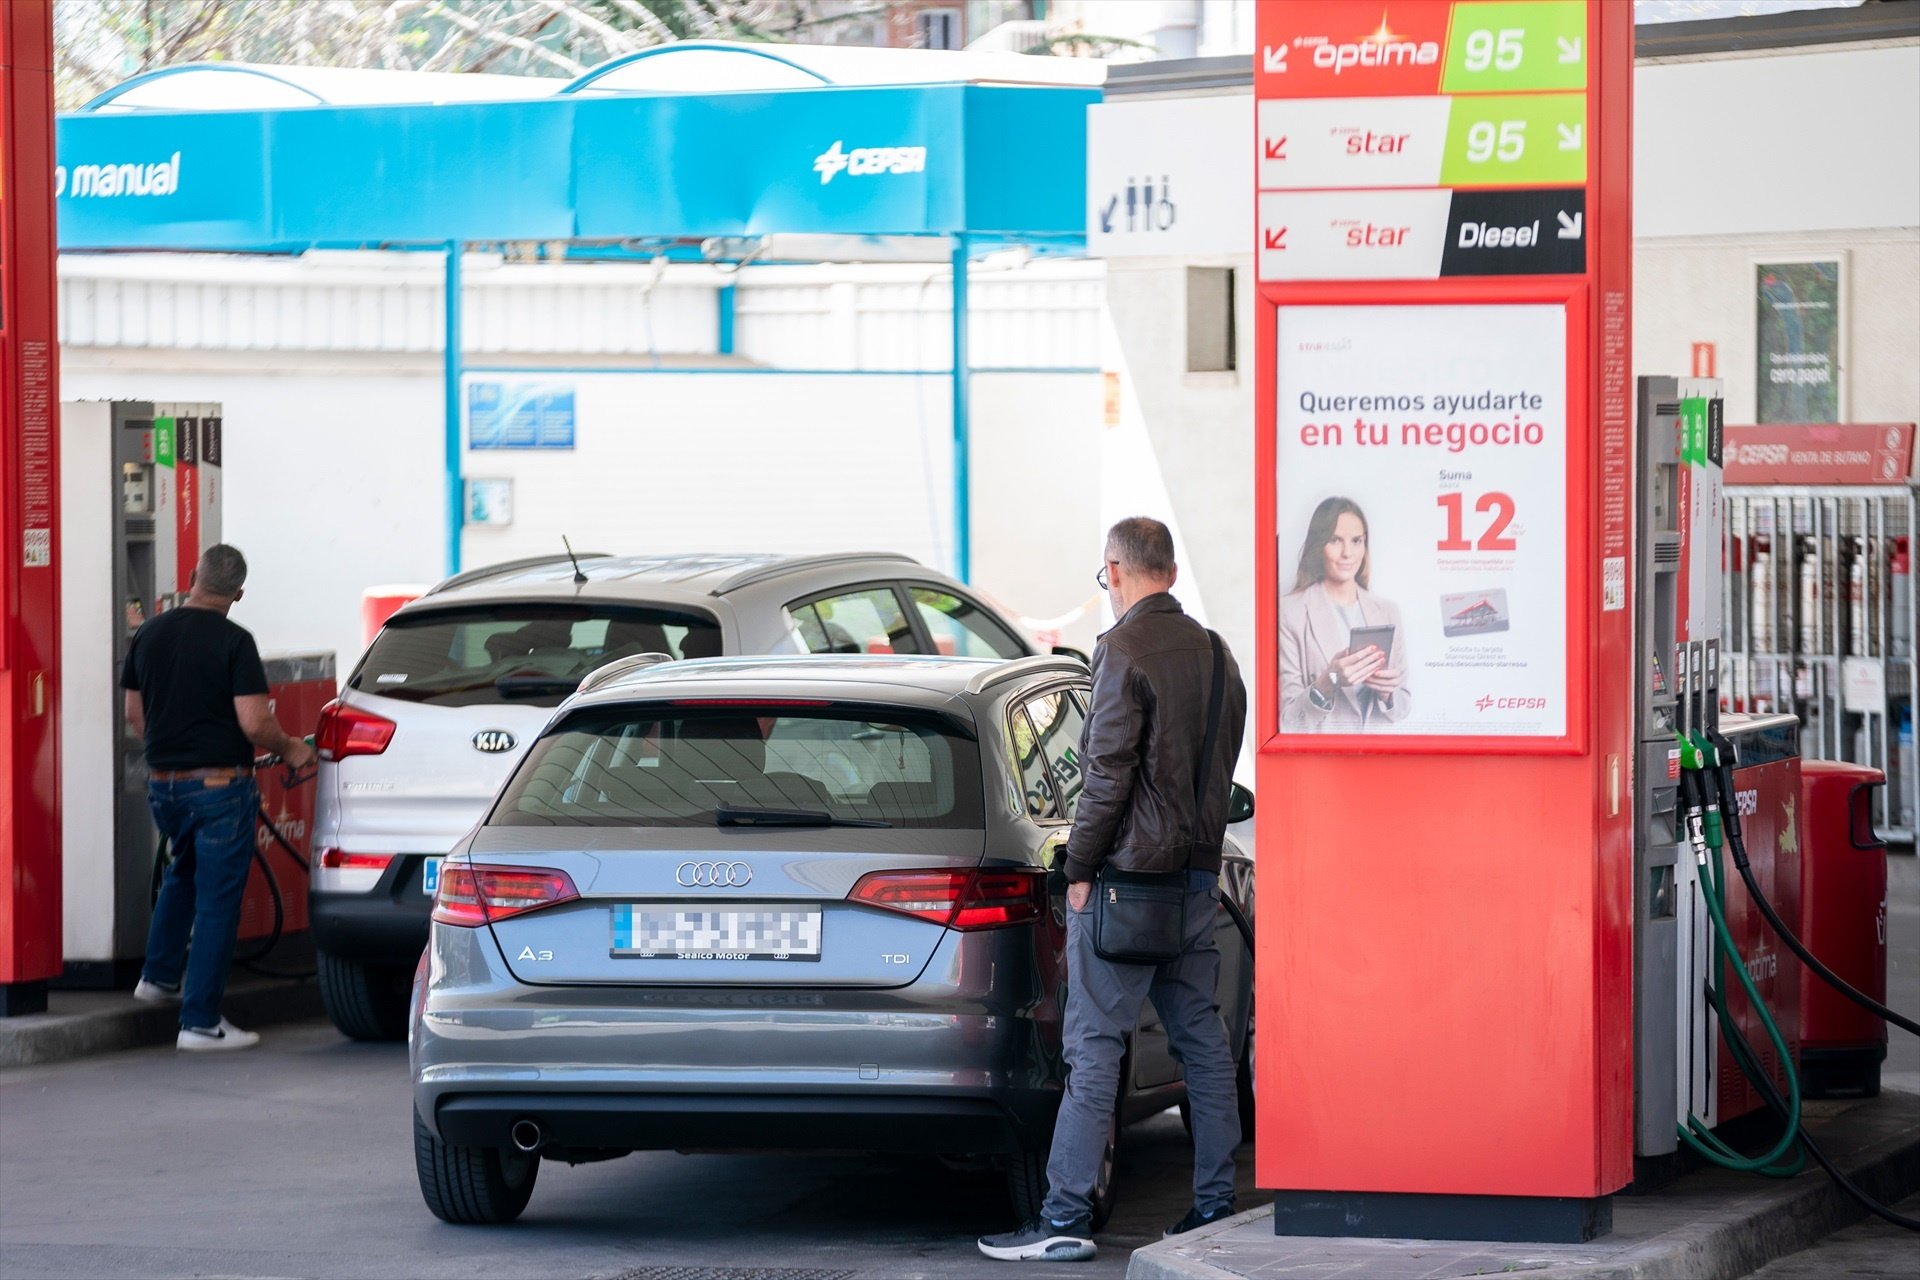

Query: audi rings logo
[[472, 730, 517, 754], [676, 861, 753, 888]]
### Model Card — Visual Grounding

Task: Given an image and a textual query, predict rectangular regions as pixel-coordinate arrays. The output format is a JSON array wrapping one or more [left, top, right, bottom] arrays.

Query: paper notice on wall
[[1841, 657, 1887, 714], [1275, 303, 1569, 739]]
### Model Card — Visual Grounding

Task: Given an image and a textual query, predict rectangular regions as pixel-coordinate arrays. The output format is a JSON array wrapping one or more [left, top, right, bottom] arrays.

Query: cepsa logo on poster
[[1476, 695, 1550, 713], [1258, 5, 1451, 98]]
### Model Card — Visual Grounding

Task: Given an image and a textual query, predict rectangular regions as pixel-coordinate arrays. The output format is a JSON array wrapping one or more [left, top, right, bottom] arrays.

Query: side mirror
[[1227, 782, 1255, 825], [1051, 644, 1091, 665]]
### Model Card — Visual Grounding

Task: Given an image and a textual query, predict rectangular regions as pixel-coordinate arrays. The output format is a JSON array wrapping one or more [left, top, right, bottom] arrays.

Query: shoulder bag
[[1091, 629, 1225, 964]]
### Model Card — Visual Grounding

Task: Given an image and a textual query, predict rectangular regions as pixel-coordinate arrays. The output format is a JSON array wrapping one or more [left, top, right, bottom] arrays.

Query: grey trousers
[[1040, 870, 1240, 1224]]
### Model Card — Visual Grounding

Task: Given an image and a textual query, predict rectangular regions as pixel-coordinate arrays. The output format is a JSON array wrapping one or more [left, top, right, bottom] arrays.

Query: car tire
[[412, 1109, 538, 1224], [1003, 1147, 1047, 1223], [1089, 1099, 1120, 1232], [1005, 1087, 1121, 1230], [317, 948, 412, 1041]]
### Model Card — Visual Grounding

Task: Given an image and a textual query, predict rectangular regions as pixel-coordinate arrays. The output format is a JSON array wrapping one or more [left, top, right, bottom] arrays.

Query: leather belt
[[148, 765, 253, 784]]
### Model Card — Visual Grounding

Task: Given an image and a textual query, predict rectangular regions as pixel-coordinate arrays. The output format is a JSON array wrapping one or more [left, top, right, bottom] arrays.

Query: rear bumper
[[411, 914, 1069, 1156], [310, 855, 435, 963], [431, 1089, 1055, 1155]]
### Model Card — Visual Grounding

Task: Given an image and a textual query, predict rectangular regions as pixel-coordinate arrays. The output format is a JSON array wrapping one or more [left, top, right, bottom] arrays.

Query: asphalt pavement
[[0, 1020, 1256, 1279]]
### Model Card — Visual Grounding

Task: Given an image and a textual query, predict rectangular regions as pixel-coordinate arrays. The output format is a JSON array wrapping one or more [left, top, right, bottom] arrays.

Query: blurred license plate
[[610, 905, 822, 961], [422, 857, 442, 894]]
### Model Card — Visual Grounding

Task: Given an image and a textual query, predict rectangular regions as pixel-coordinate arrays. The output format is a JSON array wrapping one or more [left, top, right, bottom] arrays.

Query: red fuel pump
[[0, 0, 61, 1017]]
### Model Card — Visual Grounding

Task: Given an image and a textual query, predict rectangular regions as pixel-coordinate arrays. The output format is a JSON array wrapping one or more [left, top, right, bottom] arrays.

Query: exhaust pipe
[[509, 1119, 545, 1153]]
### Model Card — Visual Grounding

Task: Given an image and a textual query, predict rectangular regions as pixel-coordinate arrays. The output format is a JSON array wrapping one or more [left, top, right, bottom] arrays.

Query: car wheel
[[1004, 1085, 1123, 1229], [1088, 1097, 1120, 1231], [317, 948, 412, 1041], [412, 1109, 538, 1224], [1002, 1147, 1047, 1222]]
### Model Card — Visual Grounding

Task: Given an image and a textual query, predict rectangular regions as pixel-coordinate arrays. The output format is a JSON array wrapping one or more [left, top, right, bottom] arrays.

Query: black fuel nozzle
[[1709, 730, 1743, 847]]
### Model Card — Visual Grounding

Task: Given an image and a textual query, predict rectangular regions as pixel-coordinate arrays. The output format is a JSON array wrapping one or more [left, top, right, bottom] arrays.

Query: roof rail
[[965, 655, 1090, 696], [712, 551, 919, 595], [718, 548, 925, 594], [423, 551, 612, 597], [574, 652, 677, 695]]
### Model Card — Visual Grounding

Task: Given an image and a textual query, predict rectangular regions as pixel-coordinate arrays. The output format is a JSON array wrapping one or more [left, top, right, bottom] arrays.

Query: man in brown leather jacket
[[980, 518, 1248, 1263]]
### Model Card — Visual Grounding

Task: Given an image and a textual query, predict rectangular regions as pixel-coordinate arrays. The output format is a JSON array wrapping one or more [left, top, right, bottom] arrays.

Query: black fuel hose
[[1704, 747, 1918, 1038], [1706, 979, 1920, 1233], [1220, 886, 1255, 952]]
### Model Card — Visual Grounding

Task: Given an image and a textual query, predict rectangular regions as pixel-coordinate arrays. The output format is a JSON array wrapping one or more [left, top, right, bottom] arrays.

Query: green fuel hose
[[1674, 751, 1804, 1176]]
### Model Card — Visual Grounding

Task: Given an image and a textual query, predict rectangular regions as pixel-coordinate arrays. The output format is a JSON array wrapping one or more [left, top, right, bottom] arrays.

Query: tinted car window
[[350, 604, 720, 708], [784, 589, 921, 655], [493, 705, 982, 829], [909, 586, 1026, 659], [1010, 706, 1059, 820], [1025, 690, 1088, 820]]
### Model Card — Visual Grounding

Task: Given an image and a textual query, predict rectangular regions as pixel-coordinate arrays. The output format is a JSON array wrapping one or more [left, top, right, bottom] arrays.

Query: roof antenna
[[562, 535, 588, 585]]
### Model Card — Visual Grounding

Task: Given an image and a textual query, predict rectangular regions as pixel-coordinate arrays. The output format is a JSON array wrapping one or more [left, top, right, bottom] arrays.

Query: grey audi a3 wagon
[[409, 654, 1256, 1226]]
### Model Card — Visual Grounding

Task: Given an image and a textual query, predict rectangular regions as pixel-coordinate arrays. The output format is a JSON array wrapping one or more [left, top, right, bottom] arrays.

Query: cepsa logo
[[813, 141, 928, 185], [1476, 695, 1550, 712], [1259, 5, 1451, 98]]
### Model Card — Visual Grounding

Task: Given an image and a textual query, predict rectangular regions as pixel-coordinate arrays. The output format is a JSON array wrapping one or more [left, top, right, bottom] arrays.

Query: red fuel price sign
[[1251, 0, 1638, 1229]]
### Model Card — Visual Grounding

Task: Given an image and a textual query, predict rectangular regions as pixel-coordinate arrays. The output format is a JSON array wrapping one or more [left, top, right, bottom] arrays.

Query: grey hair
[[1106, 517, 1175, 579], [196, 544, 248, 597]]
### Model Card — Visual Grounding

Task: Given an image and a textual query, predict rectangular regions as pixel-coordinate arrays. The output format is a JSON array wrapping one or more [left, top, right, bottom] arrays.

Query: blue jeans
[[142, 776, 260, 1030], [1042, 869, 1240, 1224]]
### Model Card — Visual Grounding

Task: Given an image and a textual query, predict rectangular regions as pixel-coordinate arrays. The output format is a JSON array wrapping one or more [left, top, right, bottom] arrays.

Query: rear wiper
[[495, 675, 583, 699], [714, 805, 891, 829]]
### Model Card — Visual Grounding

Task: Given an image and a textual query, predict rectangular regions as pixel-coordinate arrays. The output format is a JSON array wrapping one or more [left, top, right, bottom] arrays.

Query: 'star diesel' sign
[[1255, 0, 1592, 282]]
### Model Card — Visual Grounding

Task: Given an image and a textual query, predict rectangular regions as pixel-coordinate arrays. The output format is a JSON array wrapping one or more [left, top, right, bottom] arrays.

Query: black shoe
[[977, 1216, 1097, 1262], [1163, 1202, 1238, 1238]]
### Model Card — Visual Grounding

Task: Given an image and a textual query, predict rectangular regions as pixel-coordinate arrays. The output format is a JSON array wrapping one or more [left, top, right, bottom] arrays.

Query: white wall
[[1635, 228, 1920, 427], [460, 371, 957, 571], [1634, 47, 1920, 239], [1098, 257, 1258, 702], [970, 372, 1106, 654], [458, 368, 1107, 651], [61, 355, 446, 674]]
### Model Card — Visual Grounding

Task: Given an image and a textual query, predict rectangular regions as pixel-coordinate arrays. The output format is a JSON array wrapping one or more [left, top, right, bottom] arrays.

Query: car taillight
[[316, 700, 396, 761], [431, 864, 579, 928], [318, 849, 394, 871], [847, 867, 1043, 931]]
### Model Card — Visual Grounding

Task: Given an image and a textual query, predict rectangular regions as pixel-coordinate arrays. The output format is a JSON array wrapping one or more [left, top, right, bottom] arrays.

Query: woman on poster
[[1279, 497, 1412, 732]]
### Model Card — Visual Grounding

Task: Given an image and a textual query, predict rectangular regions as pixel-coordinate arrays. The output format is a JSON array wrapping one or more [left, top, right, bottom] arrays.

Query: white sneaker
[[133, 979, 181, 1004], [177, 1019, 261, 1052]]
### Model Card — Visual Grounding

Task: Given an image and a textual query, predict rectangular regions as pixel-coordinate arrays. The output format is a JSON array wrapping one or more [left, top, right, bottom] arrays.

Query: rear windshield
[[491, 705, 983, 829], [350, 604, 722, 708]]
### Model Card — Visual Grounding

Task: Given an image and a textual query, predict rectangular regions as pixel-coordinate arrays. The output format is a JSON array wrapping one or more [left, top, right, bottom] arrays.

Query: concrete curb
[[0, 976, 324, 1068], [1128, 1094, 1920, 1280]]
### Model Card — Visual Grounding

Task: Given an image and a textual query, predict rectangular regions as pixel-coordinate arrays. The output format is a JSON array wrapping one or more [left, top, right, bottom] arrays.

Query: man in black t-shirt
[[122, 544, 315, 1051]]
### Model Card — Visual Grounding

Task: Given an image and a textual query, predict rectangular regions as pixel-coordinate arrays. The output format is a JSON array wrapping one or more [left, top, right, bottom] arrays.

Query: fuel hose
[[1706, 732, 1918, 1038], [1675, 745, 1803, 1176], [147, 755, 317, 979], [1677, 744, 1920, 1230]]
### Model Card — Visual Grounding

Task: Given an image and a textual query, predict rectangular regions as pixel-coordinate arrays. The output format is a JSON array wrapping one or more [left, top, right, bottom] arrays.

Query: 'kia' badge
[[472, 730, 516, 754]]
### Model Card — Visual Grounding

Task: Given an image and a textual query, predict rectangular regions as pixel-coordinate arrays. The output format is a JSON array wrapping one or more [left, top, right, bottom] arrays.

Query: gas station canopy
[[56, 43, 1100, 254]]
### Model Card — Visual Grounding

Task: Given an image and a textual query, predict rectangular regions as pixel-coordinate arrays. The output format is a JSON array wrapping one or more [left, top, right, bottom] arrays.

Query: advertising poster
[[1756, 260, 1841, 424], [1275, 304, 1568, 739], [468, 381, 577, 450]]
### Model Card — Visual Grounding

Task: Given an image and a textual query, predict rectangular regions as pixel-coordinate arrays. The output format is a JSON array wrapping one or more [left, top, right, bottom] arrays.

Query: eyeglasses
[[1096, 566, 1111, 590]]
